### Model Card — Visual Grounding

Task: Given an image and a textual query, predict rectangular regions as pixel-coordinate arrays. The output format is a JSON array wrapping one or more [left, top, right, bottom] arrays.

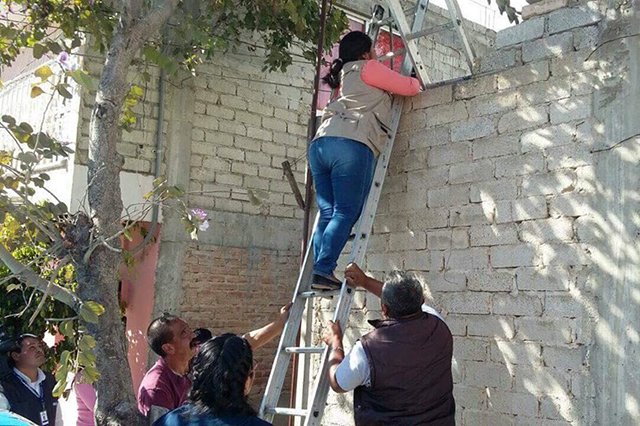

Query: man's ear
[[162, 343, 174, 356], [10, 351, 20, 363], [381, 304, 389, 317]]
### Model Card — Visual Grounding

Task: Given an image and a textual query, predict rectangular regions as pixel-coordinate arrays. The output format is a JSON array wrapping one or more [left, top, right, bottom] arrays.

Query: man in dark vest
[[323, 263, 455, 426], [0, 334, 58, 426]]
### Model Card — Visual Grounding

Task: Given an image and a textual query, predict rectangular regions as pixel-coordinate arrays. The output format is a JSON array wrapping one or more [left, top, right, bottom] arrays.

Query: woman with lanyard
[[309, 30, 422, 290], [0, 334, 58, 426]]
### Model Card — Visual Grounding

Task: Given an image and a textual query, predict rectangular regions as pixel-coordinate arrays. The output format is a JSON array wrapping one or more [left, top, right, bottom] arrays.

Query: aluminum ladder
[[259, 1, 475, 424]]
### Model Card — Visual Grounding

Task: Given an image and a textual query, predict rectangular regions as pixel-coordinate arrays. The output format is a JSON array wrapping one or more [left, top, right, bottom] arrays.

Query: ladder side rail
[[385, 0, 431, 86], [259, 214, 319, 421], [443, 0, 477, 71]]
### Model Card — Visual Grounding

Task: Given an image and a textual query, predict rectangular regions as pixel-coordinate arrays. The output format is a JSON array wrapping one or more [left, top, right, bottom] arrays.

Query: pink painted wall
[[119, 223, 162, 392]]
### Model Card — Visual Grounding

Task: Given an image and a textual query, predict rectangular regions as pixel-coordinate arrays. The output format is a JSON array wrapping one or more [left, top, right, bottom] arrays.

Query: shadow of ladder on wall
[[259, 1, 476, 425]]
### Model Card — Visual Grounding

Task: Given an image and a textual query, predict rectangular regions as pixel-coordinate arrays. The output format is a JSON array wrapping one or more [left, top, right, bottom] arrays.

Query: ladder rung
[[284, 346, 324, 354], [405, 21, 455, 41], [299, 289, 341, 299], [374, 5, 420, 27], [268, 407, 309, 417]]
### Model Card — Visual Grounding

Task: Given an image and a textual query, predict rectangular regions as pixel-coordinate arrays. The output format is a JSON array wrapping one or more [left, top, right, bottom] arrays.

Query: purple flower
[[191, 208, 207, 222], [57, 52, 72, 70], [198, 220, 210, 232]]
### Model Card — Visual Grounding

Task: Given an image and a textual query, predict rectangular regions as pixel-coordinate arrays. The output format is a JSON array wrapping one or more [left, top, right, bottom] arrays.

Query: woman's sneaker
[[311, 273, 342, 291]]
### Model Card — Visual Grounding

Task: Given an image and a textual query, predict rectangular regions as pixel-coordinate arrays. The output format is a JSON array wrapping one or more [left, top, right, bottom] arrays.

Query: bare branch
[[4, 288, 37, 320], [585, 33, 640, 62], [0, 122, 25, 153], [28, 255, 70, 326], [83, 236, 123, 264], [0, 244, 81, 311]]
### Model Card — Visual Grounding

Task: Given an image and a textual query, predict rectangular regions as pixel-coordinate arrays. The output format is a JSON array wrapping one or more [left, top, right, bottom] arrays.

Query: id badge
[[40, 410, 49, 426]]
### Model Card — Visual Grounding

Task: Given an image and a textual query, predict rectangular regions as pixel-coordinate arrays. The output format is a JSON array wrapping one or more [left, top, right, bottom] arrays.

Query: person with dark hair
[[0, 334, 59, 426], [153, 334, 271, 426], [309, 31, 422, 290], [138, 304, 291, 421], [192, 328, 213, 350], [322, 263, 455, 425]]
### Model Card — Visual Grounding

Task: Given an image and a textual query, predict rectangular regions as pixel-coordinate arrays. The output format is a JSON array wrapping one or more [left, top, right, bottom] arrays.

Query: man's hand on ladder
[[322, 320, 347, 394], [278, 302, 293, 325], [322, 320, 343, 347]]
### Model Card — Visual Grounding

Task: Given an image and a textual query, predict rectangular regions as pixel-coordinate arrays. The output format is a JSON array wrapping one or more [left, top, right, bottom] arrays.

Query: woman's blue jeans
[[308, 136, 376, 276]]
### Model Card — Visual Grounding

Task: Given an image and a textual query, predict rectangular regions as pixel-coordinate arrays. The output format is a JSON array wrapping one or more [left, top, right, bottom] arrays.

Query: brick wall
[[316, 2, 610, 425], [181, 244, 300, 401]]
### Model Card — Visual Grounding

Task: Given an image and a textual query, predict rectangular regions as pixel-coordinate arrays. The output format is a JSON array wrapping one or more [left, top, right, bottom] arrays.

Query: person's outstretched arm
[[361, 60, 422, 96], [243, 303, 292, 350], [345, 263, 383, 298]]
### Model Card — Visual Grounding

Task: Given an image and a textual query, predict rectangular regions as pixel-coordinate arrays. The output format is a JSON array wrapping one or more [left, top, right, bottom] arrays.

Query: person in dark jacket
[[153, 334, 271, 426], [323, 264, 455, 426], [0, 334, 58, 426]]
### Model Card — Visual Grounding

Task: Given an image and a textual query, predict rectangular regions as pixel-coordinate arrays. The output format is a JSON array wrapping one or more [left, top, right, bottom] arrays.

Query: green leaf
[[19, 122, 33, 133], [17, 152, 38, 164], [55, 363, 69, 381], [69, 70, 96, 91], [78, 350, 96, 367], [60, 320, 75, 338], [52, 379, 67, 398], [31, 86, 45, 98], [33, 44, 47, 59], [57, 84, 73, 99], [153, 177, 166, 187], [83, 366, 100, 383], [6, 283, 21, 292], [79, 301, 105, 324], [130, 85, 143, 98], [59, 350, 71, 367], [78, 335, 96, 351], [2, 115, 16, 125], [122, 228, 133, 242], [35, 65, 53, 81], [47, 42, 62, 55]]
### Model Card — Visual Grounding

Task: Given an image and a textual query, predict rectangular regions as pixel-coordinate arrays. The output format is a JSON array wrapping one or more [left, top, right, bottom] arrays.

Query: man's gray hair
[[381, 270, 424, 318]]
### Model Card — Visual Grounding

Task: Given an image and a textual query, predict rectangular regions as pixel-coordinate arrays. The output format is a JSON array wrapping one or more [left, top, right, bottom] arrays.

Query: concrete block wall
[[314, 1, 633, 425]]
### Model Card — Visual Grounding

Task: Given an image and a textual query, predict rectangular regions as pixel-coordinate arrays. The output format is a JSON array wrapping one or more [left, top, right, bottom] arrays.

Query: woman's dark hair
[[323, 31, 373, 89], [192, 328, 213, 347], [188, 333, 256, 417]]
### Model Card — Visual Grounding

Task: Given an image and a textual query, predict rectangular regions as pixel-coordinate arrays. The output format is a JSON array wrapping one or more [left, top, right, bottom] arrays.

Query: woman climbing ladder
[[310, 30, 423, 290]]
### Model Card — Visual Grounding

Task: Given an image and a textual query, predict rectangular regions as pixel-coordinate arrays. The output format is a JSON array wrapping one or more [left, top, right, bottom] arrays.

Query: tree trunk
[[74, 25, 147, 426], [70, 2, 179, 424]]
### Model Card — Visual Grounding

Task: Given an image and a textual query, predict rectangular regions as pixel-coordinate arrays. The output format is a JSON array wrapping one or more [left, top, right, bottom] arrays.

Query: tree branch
[[585, 33, 640, 62], [0, 245, 81, 311], [28, 255, 70, 326], [590, 133, 640, 153], [129, 0, 180, 47]]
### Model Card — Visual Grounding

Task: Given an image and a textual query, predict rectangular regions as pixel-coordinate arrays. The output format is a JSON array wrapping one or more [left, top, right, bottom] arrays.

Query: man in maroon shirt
[[138, 303, 291, 421]]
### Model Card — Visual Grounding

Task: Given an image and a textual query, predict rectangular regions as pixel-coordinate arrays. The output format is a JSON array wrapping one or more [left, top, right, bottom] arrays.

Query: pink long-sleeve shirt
[[360, 59, 421, 96]]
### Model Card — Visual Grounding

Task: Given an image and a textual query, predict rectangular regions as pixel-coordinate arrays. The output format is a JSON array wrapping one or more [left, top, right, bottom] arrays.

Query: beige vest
[[313, 60, 393, 157]]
